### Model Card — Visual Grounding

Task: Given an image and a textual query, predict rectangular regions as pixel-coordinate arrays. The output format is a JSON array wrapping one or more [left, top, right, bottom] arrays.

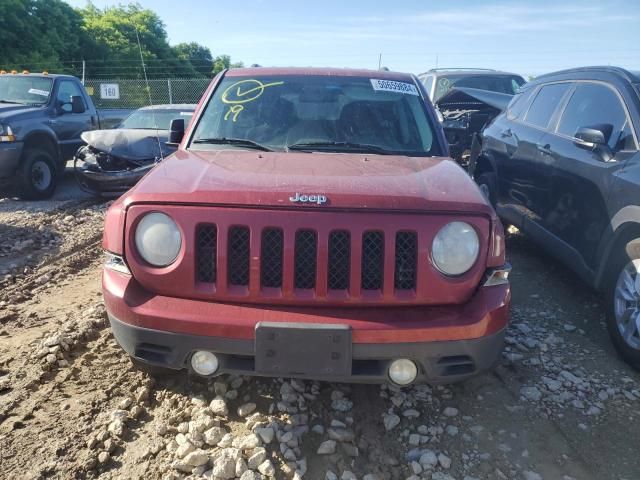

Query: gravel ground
[[1, 171, 639, 480]]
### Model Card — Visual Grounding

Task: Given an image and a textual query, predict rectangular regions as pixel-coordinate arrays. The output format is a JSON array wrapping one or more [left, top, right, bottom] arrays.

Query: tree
[[212, 55, 245, 76], [0, 0, 87, 72], [173, 42, 213, 77], [0, 1, 242, 78]]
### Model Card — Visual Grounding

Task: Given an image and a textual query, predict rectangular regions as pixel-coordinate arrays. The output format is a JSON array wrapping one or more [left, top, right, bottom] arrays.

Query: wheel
[[476, 172, 497, 206], [17, 148, 57, 200], [605, 240, 640, 370], [130, 357, 176, 377]]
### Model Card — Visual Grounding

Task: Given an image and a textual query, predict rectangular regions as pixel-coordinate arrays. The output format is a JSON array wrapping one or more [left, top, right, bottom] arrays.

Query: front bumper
[[103, 268, 510, 384], [0, 141, 23, 178], [74, 157, 153, 197]]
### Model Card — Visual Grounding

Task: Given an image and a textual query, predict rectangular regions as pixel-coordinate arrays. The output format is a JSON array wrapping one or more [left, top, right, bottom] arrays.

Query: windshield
[[190, 75, 439, 156], [0, 76, 53, 105], [434, 74, 525, 102], [120, 109, 194, 130]]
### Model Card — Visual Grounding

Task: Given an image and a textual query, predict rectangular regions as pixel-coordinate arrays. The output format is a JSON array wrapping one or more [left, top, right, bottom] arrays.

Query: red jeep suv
[[102, 68, 510, 385]]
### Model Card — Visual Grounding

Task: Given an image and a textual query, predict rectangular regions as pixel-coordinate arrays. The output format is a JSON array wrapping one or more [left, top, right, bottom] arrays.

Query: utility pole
[[378, 53, 382, 70], [435, 54, 439, 69], [81, 60, 86, 85]]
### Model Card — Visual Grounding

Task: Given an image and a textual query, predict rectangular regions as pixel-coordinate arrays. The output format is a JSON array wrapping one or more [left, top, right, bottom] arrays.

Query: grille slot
[[261, 228, 284, 288], [294, 230, 317, 289], [228, 226, 250, 286], [361, 231, 384, 290], [196, 224, 217, 283], [328, 230, 350, 290], [394, 231, 417, 290]]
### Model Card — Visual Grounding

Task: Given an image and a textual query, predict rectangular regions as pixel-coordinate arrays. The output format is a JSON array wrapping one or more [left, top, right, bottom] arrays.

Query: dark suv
[[470, 66, 640, 367], [418, 68, 525, 165]]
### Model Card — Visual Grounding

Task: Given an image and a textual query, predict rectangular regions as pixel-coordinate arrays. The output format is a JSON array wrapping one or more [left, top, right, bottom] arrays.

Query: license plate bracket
[[255, 322, 352, 377]]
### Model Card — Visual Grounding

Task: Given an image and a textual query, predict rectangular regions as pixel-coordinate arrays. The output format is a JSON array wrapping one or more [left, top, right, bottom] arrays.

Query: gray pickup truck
[[0, 73, 128, 199]]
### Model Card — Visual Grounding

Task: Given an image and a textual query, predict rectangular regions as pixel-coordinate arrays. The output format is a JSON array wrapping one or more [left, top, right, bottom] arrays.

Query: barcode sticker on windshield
[[370, 79, 419, 96], [28, 88, 50, 97]]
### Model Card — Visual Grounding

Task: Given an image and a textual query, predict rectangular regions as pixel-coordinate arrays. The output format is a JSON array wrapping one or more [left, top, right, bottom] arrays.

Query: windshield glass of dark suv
[[190, 75, 439, 156], [434, 74, 525, 102]]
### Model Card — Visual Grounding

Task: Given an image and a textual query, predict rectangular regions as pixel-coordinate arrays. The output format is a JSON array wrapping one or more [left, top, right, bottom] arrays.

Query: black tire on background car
[[17, 148, 57, 200], [476, 172, 497, 206], [605, 239, 640, 370]]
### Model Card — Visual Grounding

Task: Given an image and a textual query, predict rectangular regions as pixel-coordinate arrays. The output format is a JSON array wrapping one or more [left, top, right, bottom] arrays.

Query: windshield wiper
[[287, 141, 395, 155], [192, 137, 272, 151], [0, 99, 23, 105]]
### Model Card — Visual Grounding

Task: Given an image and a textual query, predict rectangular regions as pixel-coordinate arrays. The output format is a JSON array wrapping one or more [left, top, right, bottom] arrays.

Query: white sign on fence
[[100, 83, 120, 100]]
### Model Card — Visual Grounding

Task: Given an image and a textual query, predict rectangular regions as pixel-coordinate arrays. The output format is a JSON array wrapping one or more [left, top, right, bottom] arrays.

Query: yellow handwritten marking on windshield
[[221, 79, 284, 121], [224, 105, 244, 122]]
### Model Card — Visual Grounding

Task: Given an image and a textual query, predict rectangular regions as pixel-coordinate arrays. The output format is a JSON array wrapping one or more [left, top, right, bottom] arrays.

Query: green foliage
[[0, 1, 242, 78], [212, 55, 245, 76]]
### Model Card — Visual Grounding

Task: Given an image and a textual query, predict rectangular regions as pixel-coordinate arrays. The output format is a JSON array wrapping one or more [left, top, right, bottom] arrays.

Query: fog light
[[388, 358, 418, 385], [190, 351, 219, 376]]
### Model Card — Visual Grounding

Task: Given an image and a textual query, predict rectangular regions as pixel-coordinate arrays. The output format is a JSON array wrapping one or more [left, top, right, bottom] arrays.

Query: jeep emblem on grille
[[289, 192, 327, 205]]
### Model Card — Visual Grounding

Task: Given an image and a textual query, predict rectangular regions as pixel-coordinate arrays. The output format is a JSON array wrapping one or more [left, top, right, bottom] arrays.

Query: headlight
[[134, 212, 182, 267], [432, 221, 479, 276], [0, 124, 16, 142]]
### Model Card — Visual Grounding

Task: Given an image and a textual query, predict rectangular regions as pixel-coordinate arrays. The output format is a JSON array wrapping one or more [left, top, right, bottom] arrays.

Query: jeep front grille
[[196, 225, 417, 294]]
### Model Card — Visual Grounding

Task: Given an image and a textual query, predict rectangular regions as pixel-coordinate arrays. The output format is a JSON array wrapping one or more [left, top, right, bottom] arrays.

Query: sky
[[64, 0, 640, 77]]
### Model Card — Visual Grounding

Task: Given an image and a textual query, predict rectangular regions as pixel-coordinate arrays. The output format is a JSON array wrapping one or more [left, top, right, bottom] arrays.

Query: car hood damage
[[436, 87, 512, 166], [74, 129, 175, 197]]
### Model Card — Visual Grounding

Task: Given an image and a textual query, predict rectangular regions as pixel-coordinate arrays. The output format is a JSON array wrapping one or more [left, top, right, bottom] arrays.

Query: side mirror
[[71, 95, 85, 114], [168, 118, 185, 146], [575, 124, 615, 162], [575, 126, 606, 146]]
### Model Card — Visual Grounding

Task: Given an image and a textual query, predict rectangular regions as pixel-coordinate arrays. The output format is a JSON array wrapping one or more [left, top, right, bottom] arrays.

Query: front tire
[[476, 172, 497, 207], [605, 240, 640, 370], [18, 148, 57, 200]]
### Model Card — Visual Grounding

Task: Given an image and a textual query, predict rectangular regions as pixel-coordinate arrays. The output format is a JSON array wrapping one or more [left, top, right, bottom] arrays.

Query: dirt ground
[[1, 170, 639, 480]]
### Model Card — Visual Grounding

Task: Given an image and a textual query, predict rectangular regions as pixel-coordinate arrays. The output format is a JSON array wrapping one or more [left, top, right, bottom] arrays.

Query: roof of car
[[0, 73, 75, 79], [225, 66, 415, 82], [418, 68, 523, 78], [137, 104, 197, 111], [532, 66, 640, 84]]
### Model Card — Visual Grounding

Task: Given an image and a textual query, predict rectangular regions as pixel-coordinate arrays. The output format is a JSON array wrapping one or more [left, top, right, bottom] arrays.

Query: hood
[[81, 129, 172, 161], [437, 87, 512, 111], [0, 103, 43, 121], [123, 149, 492, 214]]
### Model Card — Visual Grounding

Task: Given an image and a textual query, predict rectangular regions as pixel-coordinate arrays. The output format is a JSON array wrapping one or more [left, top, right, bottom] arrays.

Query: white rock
[[258, 459, 275, 476], [438, 453, 452, 469], [212, 456, 236, 479], [419, 450, 438, 467], [233, 433, 261, 450], [210, 396, 229, 416], [383, 413, 400, 431], [238, 402, 257, 417], [520, 386, 542, 402], [203, 426, 227, 445], [255, 426, 275, 444], [443, 407, 459, 417], [325, 472, 338, 480], [177, 439, 198, 457], [317, 440, 337, 454], [248, 448, 268, 469], [183, 449, 209, 467], [524, 472, 543, 480], [236, 457, 248, 476]]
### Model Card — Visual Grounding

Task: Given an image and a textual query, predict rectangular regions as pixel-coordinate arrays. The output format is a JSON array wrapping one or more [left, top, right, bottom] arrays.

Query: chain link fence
[[84, 78, 211, 109]]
